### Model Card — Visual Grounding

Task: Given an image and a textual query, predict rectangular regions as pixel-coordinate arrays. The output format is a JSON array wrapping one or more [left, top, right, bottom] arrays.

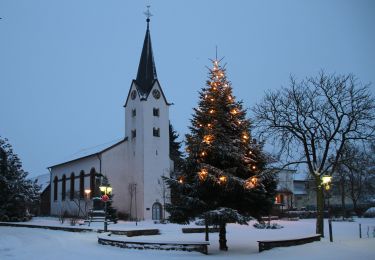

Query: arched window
[[53, 176, 58, 201], [152, 202, 162, 220], [62, 175, 66, 201], [90, 168, 96, 199], [70, 172, 75, 200], [80, 171, 85, 199]]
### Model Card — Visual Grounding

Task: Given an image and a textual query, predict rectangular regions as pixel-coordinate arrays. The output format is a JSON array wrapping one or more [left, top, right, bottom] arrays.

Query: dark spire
[[135, 7, 157, 95]]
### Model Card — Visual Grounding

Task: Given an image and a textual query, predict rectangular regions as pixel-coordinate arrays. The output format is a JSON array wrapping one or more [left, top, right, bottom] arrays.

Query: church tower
[[124, 13, 171, 220]]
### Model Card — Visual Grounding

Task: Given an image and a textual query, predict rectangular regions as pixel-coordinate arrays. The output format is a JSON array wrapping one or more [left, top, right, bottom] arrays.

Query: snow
[[1, 218, 375, 259], [30, 173, 50, 192]]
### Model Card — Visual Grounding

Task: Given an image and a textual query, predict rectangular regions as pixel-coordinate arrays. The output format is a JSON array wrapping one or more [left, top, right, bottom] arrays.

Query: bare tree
[[336, 143, 375, 214], [253, 71, 375, 235]]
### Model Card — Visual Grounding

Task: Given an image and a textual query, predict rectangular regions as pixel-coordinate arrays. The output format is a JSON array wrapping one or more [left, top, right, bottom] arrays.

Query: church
[[49, 15, 172, 221]]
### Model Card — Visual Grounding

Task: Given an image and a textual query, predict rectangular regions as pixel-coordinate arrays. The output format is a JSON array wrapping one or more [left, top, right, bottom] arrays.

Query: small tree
[[100, 176, 117, 222], [0, 137, 40, 221], [164, 58, 276, 250], [169, 123, 184, 173], [253, 71, 375, 235]]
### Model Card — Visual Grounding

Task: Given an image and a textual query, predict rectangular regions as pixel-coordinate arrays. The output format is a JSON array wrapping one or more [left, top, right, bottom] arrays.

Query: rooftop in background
[[31, 173, 50, 193]]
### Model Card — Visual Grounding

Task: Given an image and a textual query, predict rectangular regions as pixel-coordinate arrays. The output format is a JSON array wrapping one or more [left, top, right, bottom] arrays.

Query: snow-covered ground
[[1, 217, 375, 259]]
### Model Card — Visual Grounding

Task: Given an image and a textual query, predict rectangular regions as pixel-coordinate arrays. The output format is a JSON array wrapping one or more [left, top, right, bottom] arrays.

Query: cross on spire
[[144, 5, 153, 24]]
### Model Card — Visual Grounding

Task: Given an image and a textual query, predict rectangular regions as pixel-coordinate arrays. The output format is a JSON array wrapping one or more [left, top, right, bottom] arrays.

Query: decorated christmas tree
[[164, 58, 277, 250]]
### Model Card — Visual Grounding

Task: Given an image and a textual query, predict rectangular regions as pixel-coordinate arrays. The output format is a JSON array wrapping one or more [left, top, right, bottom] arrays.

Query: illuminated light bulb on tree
[[209, 109, 215, 114], [251, 165, 256, 170], [199, 124, 203, 127], [210, 98, 214, 102], [201, 151, 207, 157], [244, 176, 258, 189], [178, 177, 184, 184], [242, 134, 249, 141], [230, 109, 237, 115], [228, 96, 232, 101], [207, 123, 212, 128], [249, 151, 252, 155], [218, 175, 227, 184], [203, 135, 213, 144], [198, 169, 208, 181]]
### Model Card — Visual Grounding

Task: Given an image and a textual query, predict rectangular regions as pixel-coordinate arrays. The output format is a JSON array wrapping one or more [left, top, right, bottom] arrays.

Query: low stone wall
[[110, 229, 160, 236], [0, 222, 91, 232], [182, 227, 219, 233]]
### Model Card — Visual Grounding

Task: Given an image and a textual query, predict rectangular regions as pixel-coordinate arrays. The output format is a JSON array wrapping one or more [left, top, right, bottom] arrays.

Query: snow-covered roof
[[49, 137, 126, 168], [31, 173, 50, 193]]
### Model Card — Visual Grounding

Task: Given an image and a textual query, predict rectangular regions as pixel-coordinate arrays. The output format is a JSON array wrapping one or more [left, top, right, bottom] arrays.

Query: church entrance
[[152, 202, 162, 220]]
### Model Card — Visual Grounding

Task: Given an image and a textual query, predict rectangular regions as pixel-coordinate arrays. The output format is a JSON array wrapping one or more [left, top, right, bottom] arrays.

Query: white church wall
[[101, 141, 136, 217], [142, 82, 170, 220], [125, 83, 146, 220], [50, 155, 99, 216]]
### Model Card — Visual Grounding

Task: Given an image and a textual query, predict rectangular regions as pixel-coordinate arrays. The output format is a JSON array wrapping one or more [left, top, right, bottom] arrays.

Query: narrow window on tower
[[132, 109, 136, 117], [153, 127, 160, 137], [131, 129, 137, 139], [153, 108, 159, 117]]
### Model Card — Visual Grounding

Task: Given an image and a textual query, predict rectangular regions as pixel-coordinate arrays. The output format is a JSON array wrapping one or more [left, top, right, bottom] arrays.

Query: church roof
[[135, 18, 157, 95], [48, 138, 127, 169]]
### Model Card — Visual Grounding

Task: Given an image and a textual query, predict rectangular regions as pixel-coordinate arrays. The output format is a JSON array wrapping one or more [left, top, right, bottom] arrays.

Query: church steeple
[[135, 9, 157, 95]]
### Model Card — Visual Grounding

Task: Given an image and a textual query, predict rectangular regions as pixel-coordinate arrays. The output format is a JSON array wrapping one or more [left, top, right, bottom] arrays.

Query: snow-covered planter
[[363, 207, 375, 218], [253, 222, 283, 229]]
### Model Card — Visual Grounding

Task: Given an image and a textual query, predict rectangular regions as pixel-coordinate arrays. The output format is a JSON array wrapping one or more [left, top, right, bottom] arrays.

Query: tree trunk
[[316, 182, 325, 237], [219, 221, 228, 251]]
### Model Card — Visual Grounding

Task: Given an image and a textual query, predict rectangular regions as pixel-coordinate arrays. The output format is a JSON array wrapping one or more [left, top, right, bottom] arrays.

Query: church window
[[152, 202, 162, 220], [132, 129, 136, 139], [90, 168, 96, 199], [153, 127, 160, 137], [62, 175, 66, 201], [80, 171, 85, 199], [70, 173, 75, 200], [153, 108, 159, 117], [132, 109, 136, 117], [53, 176, 58, 201]]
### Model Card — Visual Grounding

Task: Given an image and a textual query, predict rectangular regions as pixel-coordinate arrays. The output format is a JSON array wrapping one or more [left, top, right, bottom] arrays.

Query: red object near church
[[101, 194, 109, 202]]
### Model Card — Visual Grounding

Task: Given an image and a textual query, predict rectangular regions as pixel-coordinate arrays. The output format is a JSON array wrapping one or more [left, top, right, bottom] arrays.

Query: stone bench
[[98, 236, 210, 254], [258, 234, 321, 252]]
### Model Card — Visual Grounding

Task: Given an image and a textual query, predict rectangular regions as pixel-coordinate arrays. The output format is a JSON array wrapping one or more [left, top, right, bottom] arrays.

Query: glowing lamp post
[[322, 175, 332, 190], [99, 185, 112, 232], [321, 174, 333, 242]]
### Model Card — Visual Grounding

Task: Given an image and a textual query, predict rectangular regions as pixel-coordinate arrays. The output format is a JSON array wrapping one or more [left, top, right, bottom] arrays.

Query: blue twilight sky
[[1, 0, 374, 178]]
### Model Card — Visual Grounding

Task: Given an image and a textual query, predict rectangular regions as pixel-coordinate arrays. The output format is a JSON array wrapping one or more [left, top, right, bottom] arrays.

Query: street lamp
[[321, 174, 333, 242], [99, 185, 112, 232], [322, 175, 332, 190]]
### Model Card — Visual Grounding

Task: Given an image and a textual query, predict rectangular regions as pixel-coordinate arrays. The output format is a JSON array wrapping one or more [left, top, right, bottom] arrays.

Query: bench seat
[[98, 236, 210, 254], [258, 234, 321, 252]]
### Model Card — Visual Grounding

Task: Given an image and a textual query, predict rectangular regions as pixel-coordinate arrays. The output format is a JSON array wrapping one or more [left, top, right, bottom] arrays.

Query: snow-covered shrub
[[253, 222, 283, 229], [10, 216, 20, 222], [0, 215, 9, 222], [363, 207, 375, 218]]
